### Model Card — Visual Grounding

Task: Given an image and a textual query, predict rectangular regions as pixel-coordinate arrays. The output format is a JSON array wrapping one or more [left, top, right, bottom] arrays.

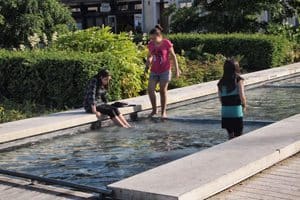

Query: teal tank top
[[221, 86, 243, 118]]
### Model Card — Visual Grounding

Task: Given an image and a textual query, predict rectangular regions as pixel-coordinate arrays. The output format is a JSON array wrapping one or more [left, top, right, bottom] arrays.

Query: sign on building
[[100, 3, 111, 12]]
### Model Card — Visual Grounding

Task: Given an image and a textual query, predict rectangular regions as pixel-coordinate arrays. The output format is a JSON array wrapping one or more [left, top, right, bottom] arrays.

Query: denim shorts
[[149, 70, 171, 82]]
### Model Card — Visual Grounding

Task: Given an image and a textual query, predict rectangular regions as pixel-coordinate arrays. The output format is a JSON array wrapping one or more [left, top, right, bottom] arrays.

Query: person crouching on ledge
[[83, 69, 131, 128], [218, 59, 247, 139]]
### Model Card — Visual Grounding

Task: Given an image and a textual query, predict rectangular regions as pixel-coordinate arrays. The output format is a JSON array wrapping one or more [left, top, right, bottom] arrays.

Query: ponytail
[[149, 24, 163, 35]]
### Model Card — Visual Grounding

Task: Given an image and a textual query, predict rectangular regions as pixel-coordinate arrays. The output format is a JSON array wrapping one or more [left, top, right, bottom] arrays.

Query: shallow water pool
[[0, 75, 299, 187], [0, 120, 262, 187], [169, 76, 300, 121]]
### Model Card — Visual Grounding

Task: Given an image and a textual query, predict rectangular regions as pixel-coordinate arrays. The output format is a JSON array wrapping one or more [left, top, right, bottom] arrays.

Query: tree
[[0, 0, 75, 48], [169, 6, 202, 33], [168, 0, 300, 33]]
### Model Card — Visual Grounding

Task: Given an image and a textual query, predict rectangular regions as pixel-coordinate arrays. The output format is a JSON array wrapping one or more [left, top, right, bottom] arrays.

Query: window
[[259, 11, 269, 22], [118, 5, 128, 11], [96, 18, 104, 27], [134, 4, 142, 10], [179, 2, 192, 8], [76, 19, 83, 29], [71, 7, 81, 13], [87, 6, 98, 12], [87, 18, 94, 28]]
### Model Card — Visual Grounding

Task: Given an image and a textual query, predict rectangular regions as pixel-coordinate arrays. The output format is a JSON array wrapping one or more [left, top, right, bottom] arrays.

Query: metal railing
[[0, 169, 112, 199]]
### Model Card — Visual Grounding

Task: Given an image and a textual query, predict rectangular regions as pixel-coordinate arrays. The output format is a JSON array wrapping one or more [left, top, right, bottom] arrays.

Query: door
[[108, 15, 117, 32]]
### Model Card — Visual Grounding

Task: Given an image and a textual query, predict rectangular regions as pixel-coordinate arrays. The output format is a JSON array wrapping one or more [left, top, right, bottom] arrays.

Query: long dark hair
[[149, 24, 163, 36], [217, 59, 243, 93], [94, 69, 110, 89]]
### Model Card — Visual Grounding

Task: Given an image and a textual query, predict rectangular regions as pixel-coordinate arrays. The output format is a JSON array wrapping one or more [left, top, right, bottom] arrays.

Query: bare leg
[[159, 80, 169, 119], [226, 129, 235, 140], [148, 79, 158, 117], [234, 132, 242, 138], [112, 117, 128, 128], [118, 114, 131, 127]]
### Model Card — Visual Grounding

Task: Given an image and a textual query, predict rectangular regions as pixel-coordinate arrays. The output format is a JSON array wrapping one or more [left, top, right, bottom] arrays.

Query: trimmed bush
[[168, 33, 292, 69], [0, 98, 56, 123], [0, 50, 145, 109], [54, 27, 138, 54], [169, 53, 226, 89]]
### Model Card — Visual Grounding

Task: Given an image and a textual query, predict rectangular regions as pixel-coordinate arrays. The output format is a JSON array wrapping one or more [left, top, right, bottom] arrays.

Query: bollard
[[91, 120, 102, 130], [130, 112, 138, 121]]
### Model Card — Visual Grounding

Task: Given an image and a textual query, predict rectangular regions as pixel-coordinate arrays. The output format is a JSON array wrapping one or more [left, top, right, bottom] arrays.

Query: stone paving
[[209, 153, 300, 200]]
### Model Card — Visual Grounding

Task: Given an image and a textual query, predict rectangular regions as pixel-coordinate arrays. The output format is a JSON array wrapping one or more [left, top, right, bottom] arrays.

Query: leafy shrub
[[169, 54, 189, 88], [292, 45, 300, 62], [54, 27, 138, 53], [0, 105, 26, 123], [168, 33, 292, 70], [0, 98, 55, 123], [169, 53, 226, 89], [184, 44, 205, 60], [0, 50, 145, 109], [0, 28, 149, 109], [201, 54, 226, 82], [265, 24, 300, 63], [55, 27, 148, 98], [266, 24, 300, 44], [133, 33, 148, 45]]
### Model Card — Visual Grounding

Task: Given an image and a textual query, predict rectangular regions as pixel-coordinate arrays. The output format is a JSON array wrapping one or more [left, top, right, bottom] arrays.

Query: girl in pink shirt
[[145, 25, 181, 119]]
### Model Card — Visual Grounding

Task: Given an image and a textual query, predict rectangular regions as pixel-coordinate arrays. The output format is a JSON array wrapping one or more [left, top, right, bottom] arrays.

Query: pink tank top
[[148, 39, 173, 74]]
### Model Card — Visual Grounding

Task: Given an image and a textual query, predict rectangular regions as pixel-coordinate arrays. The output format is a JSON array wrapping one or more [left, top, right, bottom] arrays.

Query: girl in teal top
[[218, 59, 247, 139]]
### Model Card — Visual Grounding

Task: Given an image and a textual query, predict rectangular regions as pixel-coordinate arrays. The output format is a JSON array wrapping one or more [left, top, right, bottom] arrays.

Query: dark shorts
[[97, 105, 120, 118], [222, 117, 243, 135], [85, 104, 120, 118], [150, 70, 171, 82]]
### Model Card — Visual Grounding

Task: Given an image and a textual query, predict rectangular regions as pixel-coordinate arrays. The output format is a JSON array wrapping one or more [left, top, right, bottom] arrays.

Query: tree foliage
[[0, 0, 75, 48], [169, 6, 202, 33], [169, 0, 300, 33]]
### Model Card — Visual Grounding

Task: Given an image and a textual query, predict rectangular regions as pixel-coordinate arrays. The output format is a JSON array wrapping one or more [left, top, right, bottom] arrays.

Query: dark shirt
[[83, 78, 108, 112]]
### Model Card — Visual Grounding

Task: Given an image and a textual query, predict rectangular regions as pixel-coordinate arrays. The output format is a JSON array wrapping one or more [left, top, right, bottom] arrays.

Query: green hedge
[[168, 33, 292, 69], [0, 50, 145, 109], [0, 98, 57, 123]]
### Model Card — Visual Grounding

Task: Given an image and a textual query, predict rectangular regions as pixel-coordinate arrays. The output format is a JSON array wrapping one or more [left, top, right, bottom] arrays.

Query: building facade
[[61, 0, 193, 33], [61, 0, 142, 32], [61, 1, 297, 33]]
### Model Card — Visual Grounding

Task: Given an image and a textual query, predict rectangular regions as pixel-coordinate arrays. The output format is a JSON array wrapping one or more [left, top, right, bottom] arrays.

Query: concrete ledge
[[0, 62, 299, 144], [0, 106, 141, 144], [108, 114, 300, 200]]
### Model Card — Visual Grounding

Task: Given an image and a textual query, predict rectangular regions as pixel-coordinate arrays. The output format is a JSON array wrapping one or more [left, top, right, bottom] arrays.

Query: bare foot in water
[[161, 112, 167, 121], [148, 110, 157, 118]]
